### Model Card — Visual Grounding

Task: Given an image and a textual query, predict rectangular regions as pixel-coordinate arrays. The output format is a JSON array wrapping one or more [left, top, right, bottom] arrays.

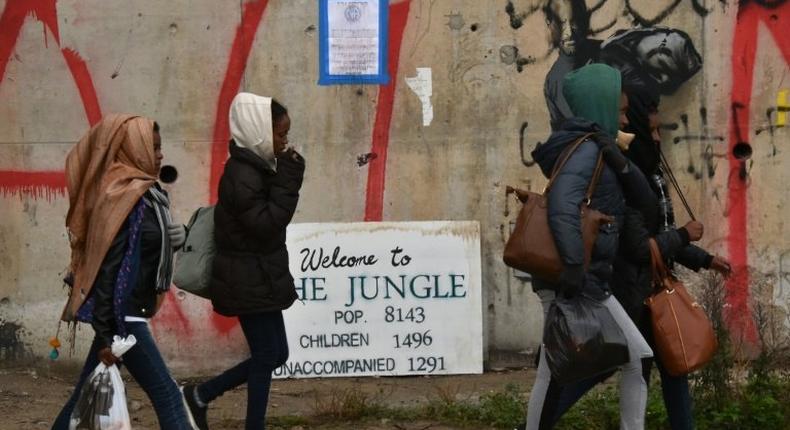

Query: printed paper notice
[[328, 0, 380, 75]]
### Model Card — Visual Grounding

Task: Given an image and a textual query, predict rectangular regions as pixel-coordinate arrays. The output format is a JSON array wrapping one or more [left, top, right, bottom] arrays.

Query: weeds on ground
[[312, 387, 387, 421], [422, 382, 525, 428], [275, 382, 525, 429], [691, 272, 790, 430]]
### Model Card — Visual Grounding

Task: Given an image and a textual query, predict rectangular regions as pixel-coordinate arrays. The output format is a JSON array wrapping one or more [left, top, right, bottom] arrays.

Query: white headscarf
[[229, 92, 277, 171]]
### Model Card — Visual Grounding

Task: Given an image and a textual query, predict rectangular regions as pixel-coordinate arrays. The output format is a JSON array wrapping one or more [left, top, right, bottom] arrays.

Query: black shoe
[[181, 384, 209, 430], [514, 422, 526, 430]]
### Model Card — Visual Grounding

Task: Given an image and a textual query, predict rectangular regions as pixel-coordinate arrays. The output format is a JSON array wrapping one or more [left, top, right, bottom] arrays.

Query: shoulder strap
[[545, 133, 594, 193], [584, 154, 605, 204], [659, 149, 696, 221], [648, 238, 671, 292]]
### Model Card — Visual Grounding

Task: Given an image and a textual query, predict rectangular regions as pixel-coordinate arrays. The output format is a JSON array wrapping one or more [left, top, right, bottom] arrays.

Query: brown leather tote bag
[[646, 238, 718, 376], [503, 135, 610, 283]]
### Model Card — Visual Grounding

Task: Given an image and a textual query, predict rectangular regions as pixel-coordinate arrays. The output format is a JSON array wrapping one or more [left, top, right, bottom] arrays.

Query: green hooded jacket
[[562, 63, 622, 137]]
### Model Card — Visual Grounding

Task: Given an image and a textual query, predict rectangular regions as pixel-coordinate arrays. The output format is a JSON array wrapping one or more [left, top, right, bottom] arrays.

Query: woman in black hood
[[619, 82, 731, 430]]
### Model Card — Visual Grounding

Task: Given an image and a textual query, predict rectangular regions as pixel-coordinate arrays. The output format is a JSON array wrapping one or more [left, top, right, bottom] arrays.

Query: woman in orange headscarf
[[52, 114, 193, 430]]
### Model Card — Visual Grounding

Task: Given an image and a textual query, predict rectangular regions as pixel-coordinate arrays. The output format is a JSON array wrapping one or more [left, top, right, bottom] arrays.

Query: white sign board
[[327, 0, 380, 75], [273, 221, 483, 378]]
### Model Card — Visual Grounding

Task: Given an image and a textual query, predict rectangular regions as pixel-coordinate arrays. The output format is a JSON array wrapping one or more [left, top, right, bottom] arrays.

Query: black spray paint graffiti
[[518, 122, 537, 167], [625, 0, 729, 27], [755, 105, 790, 135], [504, 0, 543, 30], [753, 103, 788, 158], [740, 0, 789, 8], [544, 25, 702, 130], [503, 0, 603, 84], [600, 28, 702, 94], [357, 152, 378, 167], [661, 107, 726, 181], [504, 0, 729, 35], [754, 98, 789, 157], [505, 0, 788, 38], [507, 0, 704, 165], [500, 45, 536, 73]]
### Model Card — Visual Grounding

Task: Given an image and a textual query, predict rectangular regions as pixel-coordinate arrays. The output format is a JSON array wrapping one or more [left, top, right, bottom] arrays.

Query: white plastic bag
[[69, 335, 137, 430]]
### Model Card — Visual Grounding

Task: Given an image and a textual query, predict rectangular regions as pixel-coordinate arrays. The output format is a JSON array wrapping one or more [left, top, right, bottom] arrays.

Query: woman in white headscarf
[[182, 93, 305, 430]]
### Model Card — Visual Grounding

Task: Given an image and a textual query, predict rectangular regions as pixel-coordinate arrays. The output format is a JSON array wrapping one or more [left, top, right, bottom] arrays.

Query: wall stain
[[0, 320, 31, 363], [446, 11, 465, 30]]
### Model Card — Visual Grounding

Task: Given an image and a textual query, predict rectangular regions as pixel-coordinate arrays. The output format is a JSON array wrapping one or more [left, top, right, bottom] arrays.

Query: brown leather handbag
[[503, 134, 610, 283], [646, 239, 717, 376]]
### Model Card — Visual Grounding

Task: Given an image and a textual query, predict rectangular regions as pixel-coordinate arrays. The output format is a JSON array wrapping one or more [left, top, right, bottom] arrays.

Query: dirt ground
[[0, 363, 536, 430]]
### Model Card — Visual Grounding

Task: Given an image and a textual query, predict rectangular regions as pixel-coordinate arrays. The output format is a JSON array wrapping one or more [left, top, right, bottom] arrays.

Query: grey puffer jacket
[[531, 118, 627, 299]]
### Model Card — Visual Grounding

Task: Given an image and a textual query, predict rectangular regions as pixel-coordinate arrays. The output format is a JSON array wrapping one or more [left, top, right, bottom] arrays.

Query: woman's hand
[[98, 347, 119, 366], [710, 256, 732, 276], [683, 221, 704, 241], [168, 223, 186, 248]]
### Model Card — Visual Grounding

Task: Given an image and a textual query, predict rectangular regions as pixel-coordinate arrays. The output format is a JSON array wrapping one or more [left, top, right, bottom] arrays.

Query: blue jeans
[[197, 311, 289, 430], [52, 322, 192, 430], [644, 341, 694, 430]]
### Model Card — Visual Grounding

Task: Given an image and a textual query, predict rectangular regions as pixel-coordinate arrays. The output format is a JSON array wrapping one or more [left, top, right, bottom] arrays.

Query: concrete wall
[[1, 0, 788, 372]]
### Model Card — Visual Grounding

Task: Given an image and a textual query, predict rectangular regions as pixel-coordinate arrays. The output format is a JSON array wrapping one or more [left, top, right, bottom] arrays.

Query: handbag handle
[[648, 238, 672, 293], [545, 133, 595, 193], [659, 149, 696, 221], [584, 154, 605, 204]]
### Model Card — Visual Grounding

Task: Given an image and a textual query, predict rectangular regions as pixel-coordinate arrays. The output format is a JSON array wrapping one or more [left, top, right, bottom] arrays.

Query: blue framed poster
[[319, 0, 389, 85]]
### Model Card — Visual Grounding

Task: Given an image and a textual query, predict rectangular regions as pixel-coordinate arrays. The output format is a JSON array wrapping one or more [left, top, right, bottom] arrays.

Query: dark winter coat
[[92, 187, 168, 349], [611, 83, 713, 321], [611, 174, 712, 321], [210, 141, 305, 316], [531, 118, 627, 298]]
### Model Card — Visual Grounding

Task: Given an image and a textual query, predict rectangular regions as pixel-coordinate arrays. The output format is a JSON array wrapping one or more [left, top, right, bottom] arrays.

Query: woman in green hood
[[522, 64, 653, 430]]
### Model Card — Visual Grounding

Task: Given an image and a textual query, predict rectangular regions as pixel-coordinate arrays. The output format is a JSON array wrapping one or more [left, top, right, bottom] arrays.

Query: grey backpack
[[173, 206, 215, 298]]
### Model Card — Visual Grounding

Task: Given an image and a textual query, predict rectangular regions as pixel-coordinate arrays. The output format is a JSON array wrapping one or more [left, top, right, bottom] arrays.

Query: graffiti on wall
[[547, 26, 702, 130], [725, 0, 790, 343], [661, 107, 726, 181], [0, 0, 101, 199], [1, 0, 788, 347], [504, 1, 704, 130], [508, 0, 790, 342], [0, 0, 416, 338]]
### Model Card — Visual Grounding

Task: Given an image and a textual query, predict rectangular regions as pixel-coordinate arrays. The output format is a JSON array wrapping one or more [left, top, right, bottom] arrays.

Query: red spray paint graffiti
[[363, 1, 412, 222], [199, 0, 413, 335], [4, 0, 786, 350], [0, 0, 416, 341], [0, 0, 102, 199], [209, 0, 271, 206], [727, 0, 790, 344], [0, 171, 66, 199]]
